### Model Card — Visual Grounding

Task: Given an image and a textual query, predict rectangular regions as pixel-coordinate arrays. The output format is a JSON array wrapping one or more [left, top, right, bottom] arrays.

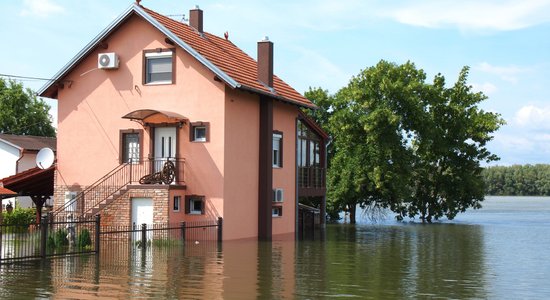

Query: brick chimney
[[189, 5, 203, 33], [257, 36, 273, 88]]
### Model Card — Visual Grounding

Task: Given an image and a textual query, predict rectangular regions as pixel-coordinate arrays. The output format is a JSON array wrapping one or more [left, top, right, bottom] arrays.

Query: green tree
[[326, 61, 503, 223], [0, 78, 56, 137], [327, 61, 422, 223], [401, 67, 504, 222]]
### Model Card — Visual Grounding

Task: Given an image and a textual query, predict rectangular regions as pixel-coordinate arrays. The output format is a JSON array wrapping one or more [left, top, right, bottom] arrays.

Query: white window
[[145, 51, 173, 84], [122, 132, 140, 163], [194, 126, 206, 142], [273, 133, 282, 168], [186, 196, 204, 215], [190, 122, 209, 142], [173, 196, 181, 212], [64, 191, 77, 213], [272, 206, 283, 217]]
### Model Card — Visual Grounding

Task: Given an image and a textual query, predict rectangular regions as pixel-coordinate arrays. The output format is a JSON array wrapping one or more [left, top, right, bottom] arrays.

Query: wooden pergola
[[0, 166, 54, 223]]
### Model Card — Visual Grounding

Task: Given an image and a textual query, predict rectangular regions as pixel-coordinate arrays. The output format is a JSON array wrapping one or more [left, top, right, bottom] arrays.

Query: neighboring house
[[0, 134, 56, 209], [38, 3, 327, 240]]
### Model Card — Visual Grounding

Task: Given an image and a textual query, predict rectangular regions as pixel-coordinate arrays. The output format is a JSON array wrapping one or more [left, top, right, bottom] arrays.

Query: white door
[[154, 127, 177, 172], [132, 198, 153, 241]]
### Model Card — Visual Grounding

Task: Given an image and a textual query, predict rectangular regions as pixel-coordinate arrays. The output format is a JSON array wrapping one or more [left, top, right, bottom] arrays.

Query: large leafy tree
[[325, 61, 503, 223], [0, 78, 56, 137], [400, 68, 504, 222]]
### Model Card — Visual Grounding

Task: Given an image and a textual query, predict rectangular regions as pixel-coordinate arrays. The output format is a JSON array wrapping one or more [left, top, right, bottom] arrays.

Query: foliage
[[47, 228, 69, 249], [483, 164, 550, 196], [322, 60, 504, 223], [1, 207, 36, 232], [77, 228, 92, 249], [0, 78, 56, 137], [152, 238, 182, 248]]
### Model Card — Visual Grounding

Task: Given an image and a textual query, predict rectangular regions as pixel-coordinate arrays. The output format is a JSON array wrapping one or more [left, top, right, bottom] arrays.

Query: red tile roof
[[142, 6, 315, 108], [0, 166, 55, 196], [0, 187, 17, 196]]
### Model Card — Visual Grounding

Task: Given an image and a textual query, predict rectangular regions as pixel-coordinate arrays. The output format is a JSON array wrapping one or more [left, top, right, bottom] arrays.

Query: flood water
[[1, 196, 549, 299]]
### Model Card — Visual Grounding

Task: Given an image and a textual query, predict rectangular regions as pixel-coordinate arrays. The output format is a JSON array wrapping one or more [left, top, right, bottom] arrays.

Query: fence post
[[180, 221, 186, 243], [40, 215, 48, 259], [217, 217, 223, 243], [95, 214, 101, 254], [141, 223, 147, 249], [0, 212, 3, 257]]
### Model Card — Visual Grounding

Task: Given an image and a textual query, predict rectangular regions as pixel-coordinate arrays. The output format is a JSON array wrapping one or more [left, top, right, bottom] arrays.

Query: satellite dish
[[36, 148, 55, 169]]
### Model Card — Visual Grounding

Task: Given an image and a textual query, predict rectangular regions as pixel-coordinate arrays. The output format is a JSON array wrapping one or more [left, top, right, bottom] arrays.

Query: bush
[[77, 229, 92, 249], [47, 228, 68, 249], [1, 207, 36, 232]]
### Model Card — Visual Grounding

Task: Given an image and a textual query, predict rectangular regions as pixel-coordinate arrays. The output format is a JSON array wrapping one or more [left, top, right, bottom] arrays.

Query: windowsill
[[273, 165, 282, 169], [272, 216, 282, 218], [144, 81, 173, 86], [192, 139, 207, 143], [189, 211, 202, 215]]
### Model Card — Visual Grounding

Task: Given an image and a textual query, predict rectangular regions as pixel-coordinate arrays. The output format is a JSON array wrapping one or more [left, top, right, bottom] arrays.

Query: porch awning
[[122, 109, 188, 125], [0, 166, 55, 197]]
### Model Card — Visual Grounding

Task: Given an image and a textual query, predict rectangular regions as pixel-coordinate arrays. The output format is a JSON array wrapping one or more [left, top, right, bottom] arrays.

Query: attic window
[[143, 49, 175, 85]]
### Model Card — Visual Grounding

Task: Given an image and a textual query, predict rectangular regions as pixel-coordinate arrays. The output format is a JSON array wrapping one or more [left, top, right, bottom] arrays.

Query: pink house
[[38, 3, 327, 240]]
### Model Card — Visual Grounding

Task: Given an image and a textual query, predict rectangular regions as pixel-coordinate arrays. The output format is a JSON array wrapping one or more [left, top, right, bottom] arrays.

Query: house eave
[[238, 85, 316, 110], [37, 3, 239, 98]]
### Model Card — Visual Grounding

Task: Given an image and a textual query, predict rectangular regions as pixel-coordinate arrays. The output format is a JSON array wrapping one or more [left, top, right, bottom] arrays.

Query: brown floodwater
[[0, 196, 549, 299]]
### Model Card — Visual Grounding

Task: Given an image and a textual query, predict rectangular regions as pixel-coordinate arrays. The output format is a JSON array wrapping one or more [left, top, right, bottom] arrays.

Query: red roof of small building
[[0, 187, 17, 196], [0, 166, 55, 196]]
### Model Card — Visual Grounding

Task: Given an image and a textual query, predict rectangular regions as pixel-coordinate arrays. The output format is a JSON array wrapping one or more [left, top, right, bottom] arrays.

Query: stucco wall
[[223, 88, 260, 240], [54, 15, 225, 221], [272, 101, 298, 236], [0, 142, 19, 179]]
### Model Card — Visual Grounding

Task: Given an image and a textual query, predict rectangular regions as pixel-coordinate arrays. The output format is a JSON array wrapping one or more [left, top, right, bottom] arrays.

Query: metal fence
[[0, 215, 98, 264], [0, 215, 222, 264]]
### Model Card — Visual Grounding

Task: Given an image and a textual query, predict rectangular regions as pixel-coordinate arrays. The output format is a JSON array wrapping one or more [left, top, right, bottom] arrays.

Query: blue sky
[[1, 0, 549, 166]]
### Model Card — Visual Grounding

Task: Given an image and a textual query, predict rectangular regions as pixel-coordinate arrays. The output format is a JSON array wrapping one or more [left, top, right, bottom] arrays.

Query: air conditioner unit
[[98, 52, 119, 69], [273, 188, 284, 202]]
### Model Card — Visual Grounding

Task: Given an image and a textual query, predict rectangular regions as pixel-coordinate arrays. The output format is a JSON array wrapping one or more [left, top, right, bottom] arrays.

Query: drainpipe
[[15, 148, 25, 174], [321, 137, 332, 227]]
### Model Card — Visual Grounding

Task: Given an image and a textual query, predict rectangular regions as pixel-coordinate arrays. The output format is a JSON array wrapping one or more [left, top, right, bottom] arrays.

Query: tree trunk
[[349, 204, 356, 224]]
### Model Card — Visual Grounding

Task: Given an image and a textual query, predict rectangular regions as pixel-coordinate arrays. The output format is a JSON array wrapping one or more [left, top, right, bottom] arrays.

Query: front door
[[132, 197, 153, 241], [154, 127, 177, 172]]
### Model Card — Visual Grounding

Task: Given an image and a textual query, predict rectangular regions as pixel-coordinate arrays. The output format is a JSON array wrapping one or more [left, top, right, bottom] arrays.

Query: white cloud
[[381, 0, 550, 32], [471, 82, 497, 95], [286, 47, 350, 93], [20, 0, 65, 18], [475, 62, 530, 84], [514, 105, 550, 128]]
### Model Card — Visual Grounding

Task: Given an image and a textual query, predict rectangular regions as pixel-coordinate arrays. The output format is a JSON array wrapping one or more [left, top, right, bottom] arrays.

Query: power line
[[0, 73, 55, 82]]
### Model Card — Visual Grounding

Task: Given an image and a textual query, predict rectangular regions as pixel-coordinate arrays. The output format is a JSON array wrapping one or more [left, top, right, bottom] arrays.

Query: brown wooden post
[[217, 217, 223, 243], [141, 223, 147, 249], [258, 96, 273, 241], [95, 214, 101, 254], [180, 221, 186, 242]]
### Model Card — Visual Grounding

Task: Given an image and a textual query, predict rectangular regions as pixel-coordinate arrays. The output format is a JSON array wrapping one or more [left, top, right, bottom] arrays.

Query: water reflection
[[1, 217, 544, 299], [296, 224, 487, 299]]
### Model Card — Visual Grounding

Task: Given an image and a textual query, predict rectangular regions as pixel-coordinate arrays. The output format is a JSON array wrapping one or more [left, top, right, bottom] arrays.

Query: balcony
[[298, 166, 325, 189], [129, 158, 185, 185]]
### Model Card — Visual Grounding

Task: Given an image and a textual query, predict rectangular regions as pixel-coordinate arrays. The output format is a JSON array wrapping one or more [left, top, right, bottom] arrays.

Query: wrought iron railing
[[53, 158, 185, 219]]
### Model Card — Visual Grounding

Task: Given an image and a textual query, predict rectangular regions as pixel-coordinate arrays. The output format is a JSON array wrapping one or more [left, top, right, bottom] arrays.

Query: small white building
[[0, 134, 56, 209]]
